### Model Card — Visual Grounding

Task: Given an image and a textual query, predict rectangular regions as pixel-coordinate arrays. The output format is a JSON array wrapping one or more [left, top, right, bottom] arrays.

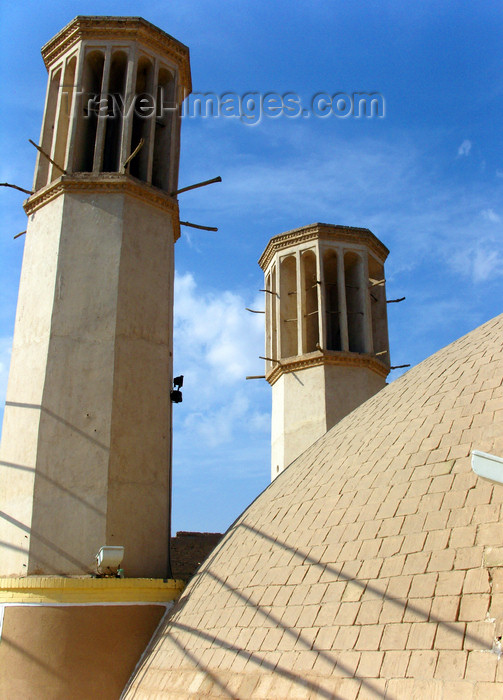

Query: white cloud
[[173, 272, 269, 463], [481, 208, 500, 223], [457, 139, 472, 156]]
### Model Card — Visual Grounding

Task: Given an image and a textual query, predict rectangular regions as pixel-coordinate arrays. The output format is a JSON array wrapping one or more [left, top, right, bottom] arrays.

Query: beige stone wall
[[0, 184, 175, 577], [124, 315, 503, 699]]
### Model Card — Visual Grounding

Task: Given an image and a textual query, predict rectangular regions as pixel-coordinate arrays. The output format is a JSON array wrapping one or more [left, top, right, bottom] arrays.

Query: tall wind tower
[[259, 223, 390, 480], [0, 16, 191, 578]]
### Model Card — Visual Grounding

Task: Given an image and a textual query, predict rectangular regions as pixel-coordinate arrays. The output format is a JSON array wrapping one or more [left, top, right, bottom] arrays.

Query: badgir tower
[[1, 16, 503, 700]]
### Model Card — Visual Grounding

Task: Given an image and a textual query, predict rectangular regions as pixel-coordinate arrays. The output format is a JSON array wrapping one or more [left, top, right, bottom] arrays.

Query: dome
[[125, 315, 503, 698]]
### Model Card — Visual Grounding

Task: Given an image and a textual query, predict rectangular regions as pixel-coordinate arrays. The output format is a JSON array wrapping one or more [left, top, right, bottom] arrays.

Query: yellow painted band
[[0, 577, 185, 604]]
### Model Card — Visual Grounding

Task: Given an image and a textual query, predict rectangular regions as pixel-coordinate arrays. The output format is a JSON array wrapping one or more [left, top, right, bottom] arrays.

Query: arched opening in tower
[[302, 250, 319, 353], [280, 255, 297, 358], [152, 67, 175, 191], [324, 249, 341, 351], [103, 50, 128, 172], [74, 50, 105, 173], [130, 56, 154, 181], [368, 255, 389, 363], [344, 251, 365, 353]]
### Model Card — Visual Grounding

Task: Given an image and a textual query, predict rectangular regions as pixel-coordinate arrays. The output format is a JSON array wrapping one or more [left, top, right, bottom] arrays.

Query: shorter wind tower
[[259, 223, 391, 480]]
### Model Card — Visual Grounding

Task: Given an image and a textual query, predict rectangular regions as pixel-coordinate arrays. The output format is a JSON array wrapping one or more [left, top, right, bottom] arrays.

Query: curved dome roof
[[126, 315, 503, 698]]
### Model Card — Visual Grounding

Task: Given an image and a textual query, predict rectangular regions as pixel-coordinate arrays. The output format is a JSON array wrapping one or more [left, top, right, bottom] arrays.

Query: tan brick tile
[[489, 593, 503, 618], [295, 604, 321, 629], [356, 651, 384, 678], [406, 650, 439, 678], [409, 572, 438, 598], [465, 650, 498, 681], [403, 552, 431, 575], [332, 625, 360, 651], [337, 601, 361, 626], [355, 625, 384, 651], [476, 522, 503, 547], [358, 538, 382, 560], [424, 529, 451, 551], [313, 625, 339, 650], [464, 620, 496, 650], [378, 535, 404, 559], [334, 650, 361, 678], [340, 560, 362, 580], [378, 517, 404, 537], [379, 599, 406, 624], [380, 650, 411, 678], [396, 498, 421, 516], [455, 546, 484, 570], [358, 558, 383, 580], [434, 622, 466, 650], [427, 548, 456, 572], [442, 680, 476, 699], [400, 513, 427, 535], [442, 488, 468, 510], [474, 503, 501, 523], [449, 525, 477, 549], [473, 681, 503, 700], [459, 594, 490, 622], [401, 532, 427, 555], [380, 623, 411, 650], [406, 622, 437, 650], [429, 473, 455, 493], [356, 600, 383, 625], [448, 506, 475, 528], [380, 555, 405, 578], [407, 478, 432, 498], [314, 602, 340, 627], [431, 595, 460, 622], [385, 678, 416, 696], [260, 626, 284, 651], [463, 568, 491, 594], [321, 581, 346, 603], [434, 650, 468, 680], [386, 574, 413, 598], [467, 484, 495, 508], [342, 581, 365, 603], [403, 597, 432, 623]]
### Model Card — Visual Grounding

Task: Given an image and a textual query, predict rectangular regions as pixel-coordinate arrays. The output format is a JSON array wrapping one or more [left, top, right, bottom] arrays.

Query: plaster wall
[[0, 198, 64, 574], [271, 363, 386, 479], [0, 187, 175, 577]]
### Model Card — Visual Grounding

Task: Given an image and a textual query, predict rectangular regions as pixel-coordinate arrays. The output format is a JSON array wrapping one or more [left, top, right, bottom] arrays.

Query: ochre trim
[[266, 351, 390, 386], [23, 174, 181, 241], [258, 223, 389, 270], [0, 577, 185, 604], [41, 16, 191, 93]]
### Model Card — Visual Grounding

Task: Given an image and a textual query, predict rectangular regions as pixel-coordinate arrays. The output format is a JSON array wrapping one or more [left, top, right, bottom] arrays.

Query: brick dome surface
[[126, 315, 503, 699]]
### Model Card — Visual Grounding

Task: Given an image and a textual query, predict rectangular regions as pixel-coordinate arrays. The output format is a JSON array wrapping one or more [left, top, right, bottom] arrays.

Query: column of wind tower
[[259, 223, 391, 480], [0, 16, 191, 578]]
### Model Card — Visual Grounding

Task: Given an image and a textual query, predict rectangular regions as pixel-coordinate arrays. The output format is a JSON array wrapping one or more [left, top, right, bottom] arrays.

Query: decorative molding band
[[24, 174, 181, 240], [41, 16, 191, 92], [266, 351, 390, 385], [258, 222, 389, 270], [0, 576, 185, 604]]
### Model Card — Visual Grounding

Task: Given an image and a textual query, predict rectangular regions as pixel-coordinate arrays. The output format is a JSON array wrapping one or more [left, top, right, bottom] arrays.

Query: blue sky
[[1, 1, 502, 535]]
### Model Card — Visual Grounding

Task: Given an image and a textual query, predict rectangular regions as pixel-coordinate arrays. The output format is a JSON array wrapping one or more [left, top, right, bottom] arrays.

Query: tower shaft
[[259, 223, 390, 480], [0, 17, 191, 576]]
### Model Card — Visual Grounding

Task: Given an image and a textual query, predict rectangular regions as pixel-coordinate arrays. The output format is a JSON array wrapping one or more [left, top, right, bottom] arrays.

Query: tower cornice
[[258, 222, 389, 271], [41, 16, 192, 94], [24, 173, 181, 240], [265, 350, 390, 386]]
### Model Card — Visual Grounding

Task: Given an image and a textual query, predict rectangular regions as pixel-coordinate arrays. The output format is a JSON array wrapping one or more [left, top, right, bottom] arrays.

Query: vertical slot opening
[[35, 67, 61, 189], [51, 56, 77, 180], [73, 50, 105, 172], [152, 67, 175, 191], [280, 256, 297, 358], [368, 255, 389, 363], [130, 56, 154, 181], [302, 250, 319, 353], [103, 50, 127, 172], [344, 252, 365, 353], [324, 250, 341, 351]]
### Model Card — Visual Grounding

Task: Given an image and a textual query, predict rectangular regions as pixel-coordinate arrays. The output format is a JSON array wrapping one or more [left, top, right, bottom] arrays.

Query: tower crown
[[33, 16, 191, 193], [259, 223, 391, 479]]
